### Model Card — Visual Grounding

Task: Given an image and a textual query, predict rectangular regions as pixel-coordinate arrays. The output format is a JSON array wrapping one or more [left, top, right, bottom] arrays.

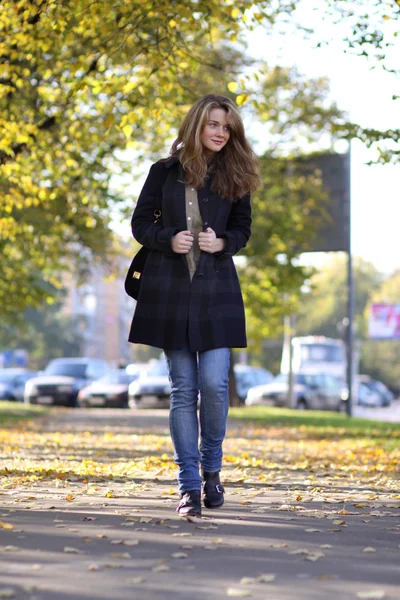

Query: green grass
[[229, 405, 400, 435], [0, 401, 48, 427]]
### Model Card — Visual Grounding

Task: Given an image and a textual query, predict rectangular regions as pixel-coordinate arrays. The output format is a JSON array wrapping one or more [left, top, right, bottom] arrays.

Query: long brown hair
[[170, 94, 260, 200]]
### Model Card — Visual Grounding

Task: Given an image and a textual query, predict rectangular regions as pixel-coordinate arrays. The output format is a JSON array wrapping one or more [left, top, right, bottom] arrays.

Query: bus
[[281, 336, 347, 379]]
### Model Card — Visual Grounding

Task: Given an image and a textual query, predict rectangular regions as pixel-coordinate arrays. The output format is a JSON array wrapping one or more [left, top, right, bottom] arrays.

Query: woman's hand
[[198, 228, 226, 254], [171, 230, 194, 254]]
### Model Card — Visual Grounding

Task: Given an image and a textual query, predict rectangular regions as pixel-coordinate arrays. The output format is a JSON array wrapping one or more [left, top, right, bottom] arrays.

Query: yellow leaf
[[0, 522, 14, 530], [363, 547, 377, 553], [122, 125, 132, 139], [65, 494, 75, 502], [231, 8, 239, 19], [256, 574, 276, 582], [236, 93, 249, 106], [227, 81, 238, 93], [226, 589, 251, 598]]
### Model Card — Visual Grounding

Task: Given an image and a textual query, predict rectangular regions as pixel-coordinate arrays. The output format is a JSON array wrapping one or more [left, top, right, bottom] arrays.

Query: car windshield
[[0, 372, 18, 383], [300, 344, 344, 363], [274, 373, 318, 386], [98, 372, 134, 385], [44, 362, 87, 377]]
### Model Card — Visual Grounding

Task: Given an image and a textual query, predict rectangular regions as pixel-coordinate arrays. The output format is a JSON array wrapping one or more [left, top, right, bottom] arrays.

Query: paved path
[[0, 409, 399, 600], [354, 398, 400, 422]]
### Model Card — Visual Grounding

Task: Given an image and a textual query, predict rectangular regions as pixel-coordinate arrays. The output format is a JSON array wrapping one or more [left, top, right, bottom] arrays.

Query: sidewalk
[[0, 408, 399, 600]]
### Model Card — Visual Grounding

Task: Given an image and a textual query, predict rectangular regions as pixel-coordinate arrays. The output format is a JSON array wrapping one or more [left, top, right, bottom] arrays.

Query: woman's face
[[200, 108, 230, 156]]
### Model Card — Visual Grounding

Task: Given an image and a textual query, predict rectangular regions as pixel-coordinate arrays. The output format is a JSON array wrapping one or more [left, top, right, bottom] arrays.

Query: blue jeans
[[164, 347, 230, 493]]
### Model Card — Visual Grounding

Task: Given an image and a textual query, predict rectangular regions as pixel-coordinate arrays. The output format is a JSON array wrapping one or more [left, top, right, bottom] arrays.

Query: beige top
[[185, 185, 202, 280]]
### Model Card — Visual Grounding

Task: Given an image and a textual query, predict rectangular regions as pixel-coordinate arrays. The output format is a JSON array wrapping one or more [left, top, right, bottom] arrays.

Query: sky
[[244, 1, 400, 275]]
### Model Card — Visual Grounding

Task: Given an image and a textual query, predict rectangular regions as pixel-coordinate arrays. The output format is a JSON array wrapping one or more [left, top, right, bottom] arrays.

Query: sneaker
[[176, 490, 202, 518], [202, 471, 224, 509]]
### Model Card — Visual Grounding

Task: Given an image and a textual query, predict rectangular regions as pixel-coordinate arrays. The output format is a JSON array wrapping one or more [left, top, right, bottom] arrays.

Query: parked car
[[245, 372, 348, 412], [357, 375, 394, 407], [24, 358, 110, 407], [129, 359, 275, 409], [128, 359, 170, 409], [356, 381, 384, 408], [78, 369, 138, 408], [0, 368, 37, 402], [234, 365, 274, 403]]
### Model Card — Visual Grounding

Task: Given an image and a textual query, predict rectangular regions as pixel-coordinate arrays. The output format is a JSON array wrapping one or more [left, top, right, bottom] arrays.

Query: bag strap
[[153, 160, 171, 225]]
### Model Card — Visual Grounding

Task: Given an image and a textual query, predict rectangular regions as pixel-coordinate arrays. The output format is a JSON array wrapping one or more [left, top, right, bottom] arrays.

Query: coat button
[[202, 197, 208, 203], [197, 273, 204, 280]]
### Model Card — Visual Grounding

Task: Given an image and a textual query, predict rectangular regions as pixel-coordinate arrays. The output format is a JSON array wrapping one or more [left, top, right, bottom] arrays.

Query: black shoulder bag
[[124, 207, 162, 300]]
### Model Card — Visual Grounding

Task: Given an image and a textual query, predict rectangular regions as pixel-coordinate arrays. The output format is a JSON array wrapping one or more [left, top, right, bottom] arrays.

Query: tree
[[1, 0, 399, 323], [294, 255, 382, 339], [0, 293, 84, 368]]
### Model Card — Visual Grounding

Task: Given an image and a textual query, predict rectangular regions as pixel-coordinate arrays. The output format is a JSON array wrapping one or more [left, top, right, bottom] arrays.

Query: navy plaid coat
[[128, 156, 252, 352]]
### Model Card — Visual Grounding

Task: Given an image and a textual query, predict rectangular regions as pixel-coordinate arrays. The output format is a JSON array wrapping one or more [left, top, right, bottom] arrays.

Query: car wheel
[[297, 398, 308, 410]]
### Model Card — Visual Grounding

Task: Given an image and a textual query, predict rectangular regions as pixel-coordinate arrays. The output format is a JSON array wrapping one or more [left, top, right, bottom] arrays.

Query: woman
[[128, 94, 260, 518]]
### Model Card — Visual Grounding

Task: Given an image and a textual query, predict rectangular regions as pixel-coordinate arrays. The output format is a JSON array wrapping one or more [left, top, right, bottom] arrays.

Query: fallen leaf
[[88, 564, 100, 571], [171, 552, 188, 559], [110, 552, 131, 559], [152, 564, 170, 572], [333, 520, 346, 525], [305, 528, 322, 533], [0, 522, 14, 530], [320, 544, 333, 549], [226, 589, 252, 597], [240, 577, 257, 585], [63, 547, 85, 554], [126, 577, 145, 584], [82, 516, 97, 521], [305, 552, 325, 561], [256, 574, 276, 583], [139, 517, 152, 523], [124, 540, 139, 546], [65, 494, 75, 502], [363, 547, 377, 553], [104, 563, 122, 569]]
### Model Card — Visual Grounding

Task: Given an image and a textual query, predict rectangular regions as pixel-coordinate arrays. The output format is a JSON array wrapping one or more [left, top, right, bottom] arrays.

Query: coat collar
[[164, 155, 180, 168]]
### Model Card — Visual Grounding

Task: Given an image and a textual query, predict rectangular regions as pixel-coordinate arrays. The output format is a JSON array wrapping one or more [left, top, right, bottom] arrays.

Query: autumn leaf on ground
[[65, 493, 75, 502], [226, 589, 252, 597], [0, 522, 14, 530], [63, 547, 85, 554]]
